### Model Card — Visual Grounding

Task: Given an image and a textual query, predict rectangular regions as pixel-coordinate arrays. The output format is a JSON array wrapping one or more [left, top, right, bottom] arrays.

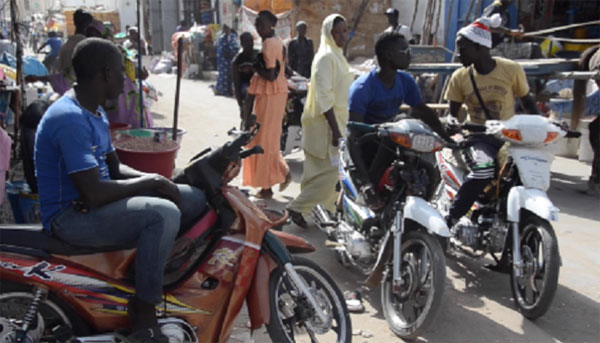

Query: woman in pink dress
[[242, 11, 291, 198]]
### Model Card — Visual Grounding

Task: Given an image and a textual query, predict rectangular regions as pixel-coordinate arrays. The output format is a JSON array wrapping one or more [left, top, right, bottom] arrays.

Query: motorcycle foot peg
[[325, 240, 343, 248], [313, 205, 336, 227]]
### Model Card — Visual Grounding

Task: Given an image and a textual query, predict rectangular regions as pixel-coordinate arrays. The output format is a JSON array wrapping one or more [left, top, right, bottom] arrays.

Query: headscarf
[[303, 14, 350, 121], [85, 19, 114, 40], [457, 14, 502, 48], [316, 14, 349, 72], [301, 14, 354, 158]]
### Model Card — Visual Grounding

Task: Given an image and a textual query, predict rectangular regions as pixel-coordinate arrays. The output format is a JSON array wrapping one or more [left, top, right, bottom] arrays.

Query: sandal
[[253, 189, 273, 199], [344, 290, 365, 313], [288, 209, 308, 228]]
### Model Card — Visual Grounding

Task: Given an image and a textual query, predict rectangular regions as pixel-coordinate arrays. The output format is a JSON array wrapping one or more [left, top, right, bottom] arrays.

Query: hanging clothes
[[215, 31, 239, 96]]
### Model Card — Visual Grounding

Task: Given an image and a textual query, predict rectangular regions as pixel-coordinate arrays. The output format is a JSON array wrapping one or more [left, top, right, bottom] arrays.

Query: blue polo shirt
[[348, 69, 422, 124], [35, 94, 114, 229]]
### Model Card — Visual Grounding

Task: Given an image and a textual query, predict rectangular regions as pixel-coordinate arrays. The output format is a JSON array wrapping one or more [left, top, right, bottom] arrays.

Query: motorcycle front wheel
[[381, 230, 446, 339], [266, 256, 352, 343], [510, 215, 560, 319]]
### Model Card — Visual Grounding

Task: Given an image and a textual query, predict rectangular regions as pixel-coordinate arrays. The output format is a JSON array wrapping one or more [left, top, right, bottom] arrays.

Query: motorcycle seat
[[0, 224, 130, 256]]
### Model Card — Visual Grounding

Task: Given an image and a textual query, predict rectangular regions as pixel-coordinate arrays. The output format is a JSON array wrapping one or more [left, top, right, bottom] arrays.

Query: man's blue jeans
[[51, 184, 207, 304]]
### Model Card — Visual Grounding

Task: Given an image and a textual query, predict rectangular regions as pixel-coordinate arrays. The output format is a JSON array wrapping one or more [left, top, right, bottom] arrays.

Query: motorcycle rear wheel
[[381, 230, 446, 339], [510, 215, 560, 319], [0, 292, 88, 341], [266, 256, 352, 343]]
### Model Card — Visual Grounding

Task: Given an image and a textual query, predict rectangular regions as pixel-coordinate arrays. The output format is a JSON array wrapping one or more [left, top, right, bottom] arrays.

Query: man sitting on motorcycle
[[347, 31, 448, 204], [35, 38, 207, 343], [443, 15, 539, 229]]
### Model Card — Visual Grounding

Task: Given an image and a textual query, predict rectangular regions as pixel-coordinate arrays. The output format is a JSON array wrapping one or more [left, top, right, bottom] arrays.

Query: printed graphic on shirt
[[464, 84, 508, 121]]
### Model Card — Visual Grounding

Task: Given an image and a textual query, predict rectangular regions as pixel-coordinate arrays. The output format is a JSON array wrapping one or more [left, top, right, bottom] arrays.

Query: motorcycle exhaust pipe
[[313, 205, 335, 227], [313, 205, 336, 236]]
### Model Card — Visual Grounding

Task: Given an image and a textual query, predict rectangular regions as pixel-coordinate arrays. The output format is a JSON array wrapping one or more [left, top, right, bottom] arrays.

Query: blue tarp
[[0, 52, 49, 77]]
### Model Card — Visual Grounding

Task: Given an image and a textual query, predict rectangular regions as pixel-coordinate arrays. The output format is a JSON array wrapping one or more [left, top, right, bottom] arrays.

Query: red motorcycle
[[0, 118, 352, 343]]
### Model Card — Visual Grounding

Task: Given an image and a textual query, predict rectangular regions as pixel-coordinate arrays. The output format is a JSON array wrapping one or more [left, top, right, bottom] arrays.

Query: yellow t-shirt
[[444, 57, 530, 124]]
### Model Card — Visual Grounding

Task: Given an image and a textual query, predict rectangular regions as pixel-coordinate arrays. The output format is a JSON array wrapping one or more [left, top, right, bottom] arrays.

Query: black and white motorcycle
[[281, 75, 308, 155], [313, 119, 450, 339], [433, 114, 581, 319]]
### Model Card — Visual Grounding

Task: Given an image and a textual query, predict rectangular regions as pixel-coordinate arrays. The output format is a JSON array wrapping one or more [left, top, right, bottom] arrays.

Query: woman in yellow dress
[[287, 14, 354, 227]]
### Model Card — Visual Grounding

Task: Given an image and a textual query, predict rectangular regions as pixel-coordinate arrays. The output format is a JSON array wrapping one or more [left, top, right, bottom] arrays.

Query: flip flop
[[344, 290, 365, 313]]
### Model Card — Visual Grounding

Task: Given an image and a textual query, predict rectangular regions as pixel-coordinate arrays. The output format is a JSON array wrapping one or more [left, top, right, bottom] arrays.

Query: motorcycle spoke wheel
[[381, 230, 446, 339], [510, 216, 560, 319], [266, 257, 351, 343]]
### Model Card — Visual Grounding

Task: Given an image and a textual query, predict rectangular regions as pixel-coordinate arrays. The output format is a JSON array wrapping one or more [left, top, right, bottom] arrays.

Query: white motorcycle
[[433, 114, 580, 319]]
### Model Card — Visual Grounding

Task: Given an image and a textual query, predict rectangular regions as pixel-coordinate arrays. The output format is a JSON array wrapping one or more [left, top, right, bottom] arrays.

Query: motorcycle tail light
[[501, 129, 522, 142], [390, 132, 411, 148], [544, 131, 559, 143]]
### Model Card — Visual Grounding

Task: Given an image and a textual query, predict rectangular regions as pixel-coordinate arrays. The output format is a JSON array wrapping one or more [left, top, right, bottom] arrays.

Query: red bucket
[[114, 137, 179, 178]]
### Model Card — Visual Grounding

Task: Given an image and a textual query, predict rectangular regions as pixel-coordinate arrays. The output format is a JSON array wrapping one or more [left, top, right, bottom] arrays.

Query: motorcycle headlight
[[390, 133, 440, 152], [411, 134, 438, 152]]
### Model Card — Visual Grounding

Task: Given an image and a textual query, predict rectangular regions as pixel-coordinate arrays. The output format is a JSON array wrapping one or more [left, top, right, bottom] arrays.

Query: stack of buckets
[[110, 125, 186, 178]]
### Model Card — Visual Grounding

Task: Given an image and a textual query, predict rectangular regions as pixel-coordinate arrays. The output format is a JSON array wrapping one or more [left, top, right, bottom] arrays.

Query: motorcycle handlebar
[[347, 121, 377, 133], [565, 130, 582, 138], [240, 145, 264, 159], [460, 122, 486, 132], [445, 141, 463, 150]]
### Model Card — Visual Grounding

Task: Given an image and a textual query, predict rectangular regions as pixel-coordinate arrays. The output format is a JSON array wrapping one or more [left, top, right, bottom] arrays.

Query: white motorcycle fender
[[403, 196, 451, 237], [506, 186, 559, 223]]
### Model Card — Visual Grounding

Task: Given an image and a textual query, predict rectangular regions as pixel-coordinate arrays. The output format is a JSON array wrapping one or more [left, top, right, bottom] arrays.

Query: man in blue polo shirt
[[35, 38, 206, 343], [347, 32, 448, 203]]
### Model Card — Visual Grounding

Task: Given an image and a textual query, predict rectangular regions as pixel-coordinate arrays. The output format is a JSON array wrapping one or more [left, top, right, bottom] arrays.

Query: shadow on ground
[[549, 172, 600, 222]]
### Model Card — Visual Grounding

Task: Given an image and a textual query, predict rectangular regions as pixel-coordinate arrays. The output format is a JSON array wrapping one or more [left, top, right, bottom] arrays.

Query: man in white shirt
[[384, 8, 414, 44]]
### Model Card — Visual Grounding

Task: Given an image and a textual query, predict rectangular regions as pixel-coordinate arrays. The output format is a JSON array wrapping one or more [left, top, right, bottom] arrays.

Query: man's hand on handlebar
[[444, 115, 461, 131]]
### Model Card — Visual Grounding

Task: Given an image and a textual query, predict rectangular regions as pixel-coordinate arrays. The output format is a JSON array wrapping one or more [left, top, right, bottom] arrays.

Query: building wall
[[148, 0, 180, 53], [291, 0, 391, 59], [22, 0, 141, 35], [391, 0, 445, 44]]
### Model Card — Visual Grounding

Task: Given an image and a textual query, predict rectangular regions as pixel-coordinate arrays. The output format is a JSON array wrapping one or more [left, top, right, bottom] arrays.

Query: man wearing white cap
[[384, 8, 414, 44], [443, 15, 539, 238]]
